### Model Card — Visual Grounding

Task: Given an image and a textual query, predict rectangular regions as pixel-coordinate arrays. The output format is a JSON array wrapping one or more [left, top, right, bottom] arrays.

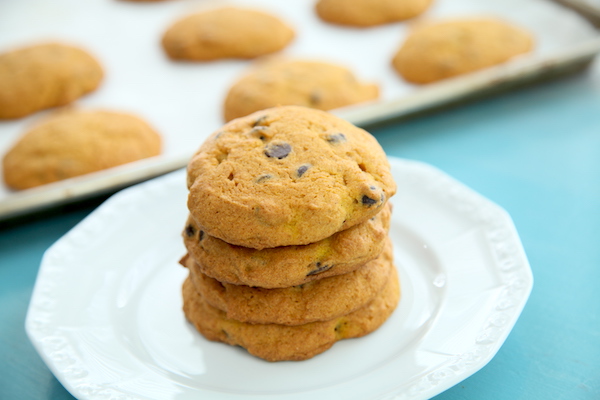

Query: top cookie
[[223, 59, 379, 122], [162, 7, 294, 61], [392, 18, 534, 84], [0, 43, 103, 120], [315, 0, 433, 27], [187, 106, 396, 249]]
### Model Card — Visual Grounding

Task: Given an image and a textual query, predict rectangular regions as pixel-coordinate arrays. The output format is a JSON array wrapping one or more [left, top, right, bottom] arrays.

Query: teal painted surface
[[1, 67, 599, 399]]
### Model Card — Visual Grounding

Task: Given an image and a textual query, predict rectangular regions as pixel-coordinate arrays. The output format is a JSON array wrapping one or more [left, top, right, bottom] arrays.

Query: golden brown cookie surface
[[223, 59, 378, 122], [182, 202, 391, 288], [162, 7, 294, 61], [184, 238, 393, 325], [186, 106, 396, 249], [316, 0, 433, 27], [392, 18, 534, 84], [0, 43, 103, 120], [3, 110, 161, 190], [182, 265, 400, 361]]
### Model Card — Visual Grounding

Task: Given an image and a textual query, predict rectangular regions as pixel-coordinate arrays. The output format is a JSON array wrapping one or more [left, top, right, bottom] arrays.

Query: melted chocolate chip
[[265, 143, 291, 159], [362, 195, 378, 206], [253, 115, 268, 127], [307, 262, 333, 276], [184, 224, 195, 237], [247, 126, 268, 142], [297, 164, 310, 177], [199, 230, 204, 241], [326, 133, 347, 144], [256, 174, 273, 183]]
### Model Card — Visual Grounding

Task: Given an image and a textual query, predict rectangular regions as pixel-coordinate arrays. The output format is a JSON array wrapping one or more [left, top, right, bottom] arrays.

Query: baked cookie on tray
[[223, 59, 378, 121], [162, 7, 294, 61], [186, 106, 396, 249], [392, 18, 534, 84], [0, 43, 103, 119], [182, 265, 400, 361], [182, 202, 391, 288], [183, 238, 393, 325], [3, 110, 161, 190], [315, 0, 433, 27]]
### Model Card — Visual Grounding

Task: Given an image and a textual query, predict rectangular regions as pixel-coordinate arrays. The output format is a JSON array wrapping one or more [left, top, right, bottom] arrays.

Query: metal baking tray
[[1, 0, 599, 221]]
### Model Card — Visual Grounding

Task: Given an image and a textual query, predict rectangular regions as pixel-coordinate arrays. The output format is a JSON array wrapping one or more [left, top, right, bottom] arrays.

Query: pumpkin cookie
[[0, 43, 103, 120], [184, 238, 393, 325], [315, 0, 433, 27], [162, 7, 294, 61], [182, 202, 390, 288], [223, 59, 378, 122], [186, 106, 396, 249], [182, 265, 400, 361], [3, 110, 161, 190], [392, 18, 534, 84]]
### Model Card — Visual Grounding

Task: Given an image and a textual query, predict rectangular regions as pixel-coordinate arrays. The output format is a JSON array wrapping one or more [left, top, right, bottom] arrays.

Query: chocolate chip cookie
[[392, 18, 534, 84], [182, 202, 390, 288], [162, 7, 294, 61], [315, 0, 433, 27], [184, 237, 393, 325], [182, 265, 399, 361], [223, 59, 379, 122], [0, 43, 103, 120], [3, 109, 161, 190], [186, 106, 396, 249]]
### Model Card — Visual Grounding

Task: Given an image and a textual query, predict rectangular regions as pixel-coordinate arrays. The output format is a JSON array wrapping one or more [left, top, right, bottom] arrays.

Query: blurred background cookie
[[315, 0, 433, 27], [392, 18, 534, 84], [161, 7, 294, 61], [223, 59, 379, 122], [3, 110, 161, 190], [0, 42, 103, 120]]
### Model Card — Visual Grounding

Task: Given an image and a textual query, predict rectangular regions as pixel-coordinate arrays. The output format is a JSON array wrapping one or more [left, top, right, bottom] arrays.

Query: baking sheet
[[0, 0, 598, 220]]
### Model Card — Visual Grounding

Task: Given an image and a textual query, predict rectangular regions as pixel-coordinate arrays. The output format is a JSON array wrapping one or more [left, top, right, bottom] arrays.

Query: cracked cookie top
[[187, 105, 396, 249]]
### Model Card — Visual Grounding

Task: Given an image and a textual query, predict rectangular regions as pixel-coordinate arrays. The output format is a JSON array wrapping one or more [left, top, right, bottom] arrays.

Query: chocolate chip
[[253, 115, 268, 127], [307, 262, 333, 276], [184, 224, 195, 237], [326, 133, 347, 144], [265, 143, 291, 159], [199, 230, 204, 241], [256, 174, 272, 183], [297, 164, 310, 177], [362, 195, 378, 206]]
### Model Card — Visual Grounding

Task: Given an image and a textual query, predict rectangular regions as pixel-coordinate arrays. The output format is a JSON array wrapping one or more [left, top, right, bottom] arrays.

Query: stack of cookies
[[181, 105, 399, 361]]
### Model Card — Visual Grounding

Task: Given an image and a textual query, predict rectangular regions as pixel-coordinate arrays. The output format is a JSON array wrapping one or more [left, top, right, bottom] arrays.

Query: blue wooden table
[[1, 64, 599, 399]]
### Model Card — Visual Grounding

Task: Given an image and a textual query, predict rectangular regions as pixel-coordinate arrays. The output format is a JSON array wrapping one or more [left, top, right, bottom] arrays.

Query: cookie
[[182, 202, 391, 288], [392, 18, 534, 84], [3, 110, 161, 190], [0, 43, 103, 120], [315, 0, 433, 27], [186, 106, 396, 249], [182, 265, 399, 361], [184, 237, 393, 325], [223, 59, 379, 122], [162, 7, 294, 61]]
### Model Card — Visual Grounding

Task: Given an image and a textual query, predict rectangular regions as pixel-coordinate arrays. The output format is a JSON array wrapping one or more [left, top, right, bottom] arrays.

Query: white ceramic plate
[[26, 157, 533, 400]]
